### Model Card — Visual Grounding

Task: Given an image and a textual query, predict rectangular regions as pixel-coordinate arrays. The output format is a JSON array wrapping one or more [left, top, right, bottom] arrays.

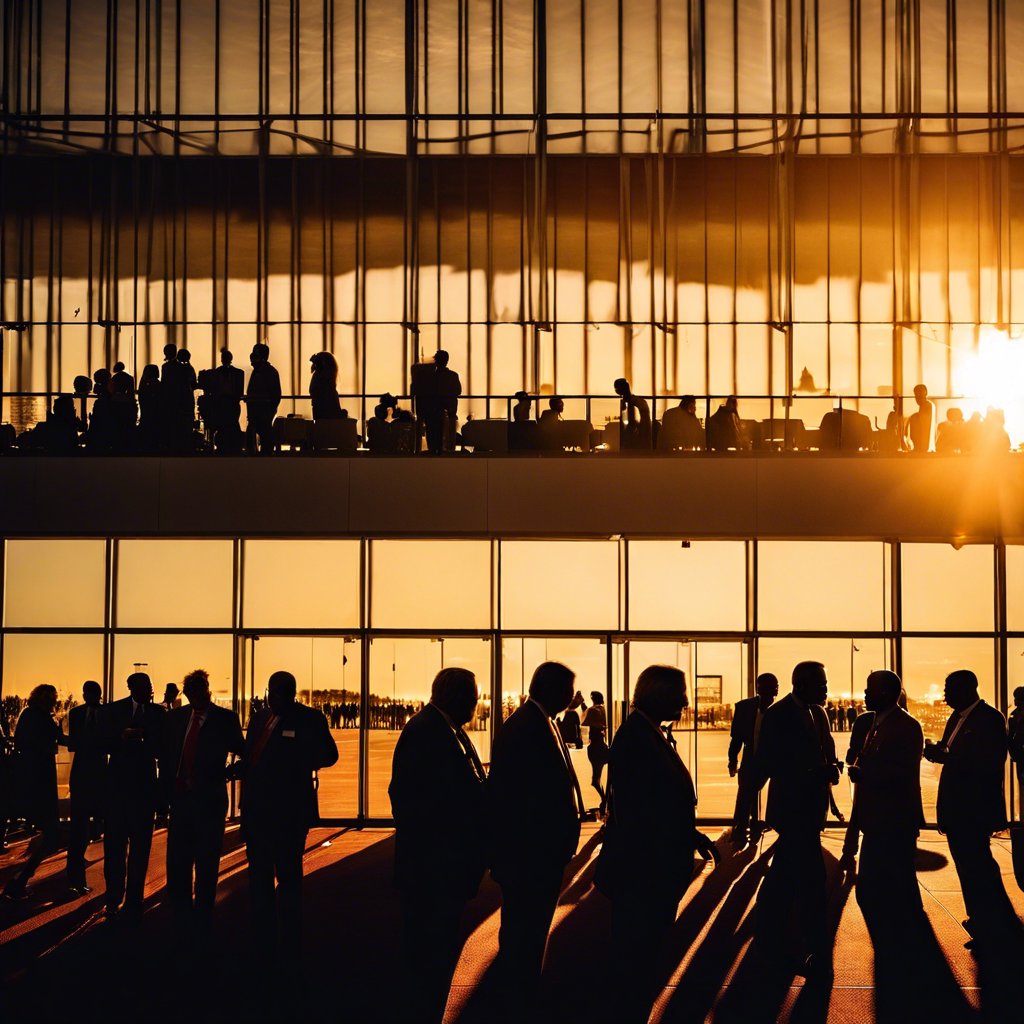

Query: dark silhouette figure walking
[[581, 690, 609, 813], [753, 660, 838, 977], [728, 672, 779, 845], [614, 377, 652, 449], [246, 343, 282, 454], [595, 665, 719, 1023], [164, 669, 245, 944], [2, 685, 66, 900], [211, 347, 245, 452], [66, 680, 107, 894], [389, 668, 488, 1024], [488, 661, 583, 1019], [102, 672, 165, 923], [925, 669, 1022, 948], [241, 671, 338, 960]]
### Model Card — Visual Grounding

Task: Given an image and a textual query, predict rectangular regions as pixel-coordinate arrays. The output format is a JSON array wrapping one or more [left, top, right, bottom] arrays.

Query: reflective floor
[[1, 823, 1020, 1022]]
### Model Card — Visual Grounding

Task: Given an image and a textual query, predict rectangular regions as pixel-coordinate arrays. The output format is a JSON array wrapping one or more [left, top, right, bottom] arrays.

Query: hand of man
[[695, 831, 720, 865], [728, 761, 737, 778], [847, 763, 861, 785]]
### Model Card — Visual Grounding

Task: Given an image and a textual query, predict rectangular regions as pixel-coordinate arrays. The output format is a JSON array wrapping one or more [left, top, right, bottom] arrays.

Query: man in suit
[[753, 660, 839, 976], [488, 662, 582, 1018], [596, 665, 718, 1022], [925, 669, 1022, 948], [66, 680, 107, 894], [245, 342, 281, 454], [389, 668, 488, 1024], [241, 670, 338, 956], [728, 672, 779, 845], [165, 669, 245, 942], [103, 672, 165, 922], [849, 671, 924, 927]]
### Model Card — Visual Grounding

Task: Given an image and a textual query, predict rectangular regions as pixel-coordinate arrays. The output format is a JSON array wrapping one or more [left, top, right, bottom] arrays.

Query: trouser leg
[[610, 896, 677, 1024], [103, 812, 129, 911], [947, 829, 1020, 937], [124, 806, 154, 909], [192, 811, 226, 936], [246, 829, 277, 950], [10, 814, 60, 889], [66, 790, 90, 885], [400, 891, 465, 1024], [732, 771, 758, 835], [496, 873, 563, 1017], [166, 800, 196, 927]]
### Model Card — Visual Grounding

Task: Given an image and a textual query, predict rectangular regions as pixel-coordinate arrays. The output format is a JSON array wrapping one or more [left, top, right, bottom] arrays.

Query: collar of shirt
[[428, 701, 458, 735], [791, 692, 807, 710], [873, 705, 897, 728], [957, 699, 981, 721], [528, 697, 552, 720], [636, 709, 674, 746], [188, 707, 208, 727], [131, 698, 144, 715]]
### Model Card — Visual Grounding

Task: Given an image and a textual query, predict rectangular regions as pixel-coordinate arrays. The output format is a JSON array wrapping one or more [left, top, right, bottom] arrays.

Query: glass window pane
[[758, 542, 889, 631], [243, 541, 361, 629], [501, 541, 619, 631], [117, 541, 234, 628], [1008, 545, 1024, 632], [901, 636, 996, 822], [368, 637, 492, 817], [111, 634, 234, 708], [250, 636, 361, 818], [2, 634, 105, 802], [628, 541, 746, 632], [371, 541, 491, 630], [902, 544, 993, 632], [4, 540, 107, 628]]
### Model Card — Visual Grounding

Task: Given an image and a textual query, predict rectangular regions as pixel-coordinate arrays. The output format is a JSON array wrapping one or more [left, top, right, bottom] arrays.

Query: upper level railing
[[2, 390, 1018, 455]]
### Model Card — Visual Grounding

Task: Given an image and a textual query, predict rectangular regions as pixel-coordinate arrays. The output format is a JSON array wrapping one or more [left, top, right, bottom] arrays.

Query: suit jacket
[[845, 711, 874, 766], [164, 703, 245, 812], [728, 696, 764, 768], [103, 697, 166, 809], [389, 704, 487, 899], [852, 707, 924, 835], [936, 701, 1008, 835], [754, 693, 834, 834], [13, 707, 61, 822], [595, 710, 697, 904], [241, 702, 338, 833], [488, 700, 580, 885], [67, 702, 107, 790]]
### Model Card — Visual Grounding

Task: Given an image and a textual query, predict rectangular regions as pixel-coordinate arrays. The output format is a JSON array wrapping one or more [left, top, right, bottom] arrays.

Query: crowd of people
[[2, 660, 1023, 1022], [1, 346, 1017, 456]]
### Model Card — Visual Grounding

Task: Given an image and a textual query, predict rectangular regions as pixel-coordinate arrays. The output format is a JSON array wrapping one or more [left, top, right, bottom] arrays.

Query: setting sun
[[955, 328, 1024, 446]]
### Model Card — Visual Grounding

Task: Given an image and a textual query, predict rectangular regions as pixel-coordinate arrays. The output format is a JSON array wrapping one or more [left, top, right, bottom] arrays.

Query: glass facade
[[3, 0, 1024, 444], [1, 536, 1020, 825]]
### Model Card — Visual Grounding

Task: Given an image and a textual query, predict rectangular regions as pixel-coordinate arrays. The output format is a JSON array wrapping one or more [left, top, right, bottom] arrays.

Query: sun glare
[[954, 327, 1024, 446]]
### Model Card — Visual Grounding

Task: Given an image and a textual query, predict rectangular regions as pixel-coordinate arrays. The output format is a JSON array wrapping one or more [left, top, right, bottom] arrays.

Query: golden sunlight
[[954, 327, 1024, 446]]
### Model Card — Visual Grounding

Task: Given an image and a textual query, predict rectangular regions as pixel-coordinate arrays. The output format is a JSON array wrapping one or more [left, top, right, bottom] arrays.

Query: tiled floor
[[1, 824, 1021, 1022]]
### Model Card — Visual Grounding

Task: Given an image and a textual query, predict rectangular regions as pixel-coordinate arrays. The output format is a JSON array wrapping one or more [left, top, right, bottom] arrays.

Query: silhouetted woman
[[137, 364, 161, 453], [2, 685, 67, 899], [309, 352, 343, 420], [581, 690, 609, 814]]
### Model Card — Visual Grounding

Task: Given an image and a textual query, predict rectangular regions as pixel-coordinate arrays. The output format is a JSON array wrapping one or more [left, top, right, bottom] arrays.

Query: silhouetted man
[[596, 665, 718, 1022], [657, 395, 705, 451], [241, 671, 338, 958], [706, 396, 747, 451], [839, 705, 876, 868], [614, 377, 652, 449], [728, 672, 779, 845], [907, 383, 935, 453], [753, 660, 838, 976], [246, 342, 282, 454], [1009, 686, 1024, 818], [488, 661, 582, 1018], [850, 671, 924, 930], [213, 347, 245, 449], [165, 669, 244, 943], [389, 668, 488, 1024], [66, 680, 107, 894], [925, 669, 1021, 948], [103, 672, 165, 922], [415, 349, 462, 452]]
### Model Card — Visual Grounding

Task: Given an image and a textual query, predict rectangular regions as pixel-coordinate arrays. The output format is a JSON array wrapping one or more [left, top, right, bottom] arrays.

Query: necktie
[[456, 728, 486, 782], [133, 702, 145, 725], [548, 715, 586, 819], [177, 712, 203, 792], [248, 713, 279, 767]]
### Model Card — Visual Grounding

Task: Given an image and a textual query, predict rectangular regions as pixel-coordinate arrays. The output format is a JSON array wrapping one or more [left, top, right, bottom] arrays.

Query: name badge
[[282, 730, 296, 738]]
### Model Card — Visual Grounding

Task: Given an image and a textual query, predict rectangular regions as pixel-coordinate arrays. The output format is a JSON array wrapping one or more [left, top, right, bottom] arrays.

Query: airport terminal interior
[[3, 0, 1024, 1021]]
